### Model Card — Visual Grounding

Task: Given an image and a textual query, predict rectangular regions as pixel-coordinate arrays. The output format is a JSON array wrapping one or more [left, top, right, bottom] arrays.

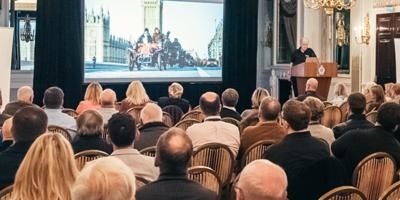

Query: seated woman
[[119, 80, 151, 112], [240, 87, 270, 131], [158, 82, 190, 113], [330, 83, 348, 106], [11, 132, 78, 200], [72, 110, 112, 154], [76, 82, 102, 114], [364, 85, 385, 113]]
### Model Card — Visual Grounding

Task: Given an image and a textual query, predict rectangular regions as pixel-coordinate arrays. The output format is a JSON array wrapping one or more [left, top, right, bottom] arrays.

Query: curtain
[[281, 0, 297, 51], [33, 0, 84, 108]]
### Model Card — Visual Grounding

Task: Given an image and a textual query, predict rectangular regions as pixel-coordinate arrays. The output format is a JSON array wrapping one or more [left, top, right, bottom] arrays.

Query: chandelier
[[304, 0, 356, 15], [20, 14, 35, 43]]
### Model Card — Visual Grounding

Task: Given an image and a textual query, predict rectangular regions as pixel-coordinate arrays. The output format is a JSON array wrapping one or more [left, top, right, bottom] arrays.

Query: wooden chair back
[[162, 112, 174, 127], [353, 152, 397, 200], [47, 125, 72, 142], [162, 105, 184, 125], [221, 117, 240, 128], [321, 106, 342, 128], [324, 101, 333, 107], [191, 143, 235, 187], [379, 181, 400, 200], [339, 101, 349, 122], [174, 119, 201, 131], [0, 185, 13, 200], [127, 106, 144, 124], [318, 186, 367, 200], [366, 111, 378, 124], [193, 105, 200, 110], [240, 140, 275, 169], [135, 176, 150, 190], [62, 108, 79, 118], [140, 146, 157, 157], [74, 150, 109, 170], [187, 166, 221, 197], [181, 110, 205, 121]]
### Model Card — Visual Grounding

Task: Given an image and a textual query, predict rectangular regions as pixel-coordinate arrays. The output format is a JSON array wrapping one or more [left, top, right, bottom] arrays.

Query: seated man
[[263, 99, 330, 199], [157, 82, 190, 113], [220, 88, 241, 121], [136, 128, 217, 200], [333, 92, 374, 139], [236, 160, 288, 200], [0, 107, 48, 189], [98, 89, 118, 123], [0, 118, 13, 152], [43, 87, 77, 139], [332, 102, 400, 179], [3, 86, 36, 117], [108, 113, 159, 182], [186, 92, 240, 157], [135, 103, 169, 151], [296, 78, 323, 101], [240, 97, 286, 158]]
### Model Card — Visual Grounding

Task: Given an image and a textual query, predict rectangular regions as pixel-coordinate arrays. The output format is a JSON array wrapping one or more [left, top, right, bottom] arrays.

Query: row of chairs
[[321, 103, 378, 128]]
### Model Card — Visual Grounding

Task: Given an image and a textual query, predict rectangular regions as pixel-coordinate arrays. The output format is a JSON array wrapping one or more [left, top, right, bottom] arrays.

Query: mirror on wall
[[334, 10, 350, 74]]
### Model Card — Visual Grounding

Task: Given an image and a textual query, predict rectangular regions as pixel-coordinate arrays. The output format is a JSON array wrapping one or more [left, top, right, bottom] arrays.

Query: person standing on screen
[[138, 28, 152, 45], [290, 38, 317, 97]]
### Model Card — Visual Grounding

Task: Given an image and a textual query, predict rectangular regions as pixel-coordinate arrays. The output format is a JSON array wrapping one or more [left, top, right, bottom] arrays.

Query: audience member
[[135, 103, 169, 151], [296, 78, 323, 101], [220, 88, 241, 121], [43, 86, 77, 139], [390, 83, 400, 104], [76, 82, 102, 114], [303, 97, 335, 147], [0, 107, 47, 189], [72, 110, 112, 154], [0, 118, 13, 152], [333, 93, 374, 139], [158, 82, 191, 113], [98, 88, 118, 123], [108, 113, 159, 181], [3, 86, 35, 117], [187, 92, 240, 157], [236, 160, 288, 200], [385, 83, 395, 101], [136, 128, 217, 200], [332, 102, 400, 176], [365, 85, 385, 113], [120, 80, 151, 112], [72, 157, 136, 200], [263, 99, 330, 199], [240, 97, 286, 158], [330, 83, 348, 106], [362, 81, 377, 97], [241, 87, 270, 119], [12, 133, 78, 200]]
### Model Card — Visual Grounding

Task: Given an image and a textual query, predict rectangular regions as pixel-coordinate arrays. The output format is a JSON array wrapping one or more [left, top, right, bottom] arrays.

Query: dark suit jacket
[[332, 126, 400, 179], [135, 122, 170, 151], [158, 97, 191, 113], [72, 135, 113, 154], [296, 91, 324, 101], [333, 114, 374, 139], [0, 141, 33, 189], [264, 131, 331, 199], [136, 174, 217, 200], [220, 107, 241, 121]]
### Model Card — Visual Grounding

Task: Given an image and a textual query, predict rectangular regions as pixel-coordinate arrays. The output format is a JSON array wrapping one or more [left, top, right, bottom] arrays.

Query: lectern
[[291, 58, 337, 100]]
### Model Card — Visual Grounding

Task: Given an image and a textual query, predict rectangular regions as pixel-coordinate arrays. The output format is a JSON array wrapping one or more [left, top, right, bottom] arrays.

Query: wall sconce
[[355, 13, 370, 45]]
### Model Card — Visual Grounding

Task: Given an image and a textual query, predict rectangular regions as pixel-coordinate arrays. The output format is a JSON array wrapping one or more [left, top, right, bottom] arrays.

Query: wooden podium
[[291, 58, 337, 100]]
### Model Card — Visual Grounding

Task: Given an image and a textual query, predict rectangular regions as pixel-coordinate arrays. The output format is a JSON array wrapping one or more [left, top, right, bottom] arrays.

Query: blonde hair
[[72, 157, 136, 200], [168, 82, 184, 99], [84, 82, 103, 105], [251, 87, 270, 108], [12, 133, 78, 200], [334, 83, 347, 97], [76, 110, 103, 136], [125, 80, 150, 105], [303, 96, 324, 121]]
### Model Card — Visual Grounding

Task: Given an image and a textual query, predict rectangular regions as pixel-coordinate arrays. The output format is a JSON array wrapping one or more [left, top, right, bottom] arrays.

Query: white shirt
[[98, 107, 118, 124], [186, 116, 240, 158], [44, 108, 77, 139]]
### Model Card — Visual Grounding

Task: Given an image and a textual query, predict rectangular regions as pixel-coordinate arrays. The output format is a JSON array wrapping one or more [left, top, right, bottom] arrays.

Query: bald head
[[199, 92, 221, 116], [140, 103, 163, 124], [259, 97, 281, 121], [306, 78, 318, 92], [100, 89, 116, 107], [236, 160, 287, 200], [156, 128, 193, 174], [300, 38, 309, 52], [17, 86, 34, 103]]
